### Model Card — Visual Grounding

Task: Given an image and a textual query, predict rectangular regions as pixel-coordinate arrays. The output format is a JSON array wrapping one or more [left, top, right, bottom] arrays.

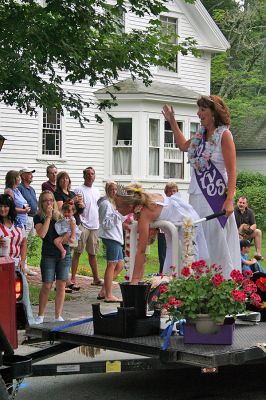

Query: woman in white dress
[[115, 184, 209, 284], [162, 95, 241, 278]]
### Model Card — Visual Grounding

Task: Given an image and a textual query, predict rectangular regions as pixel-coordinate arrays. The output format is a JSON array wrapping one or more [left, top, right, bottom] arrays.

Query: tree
[[202, 0, 266, 131], [0, 0, 197, 125]]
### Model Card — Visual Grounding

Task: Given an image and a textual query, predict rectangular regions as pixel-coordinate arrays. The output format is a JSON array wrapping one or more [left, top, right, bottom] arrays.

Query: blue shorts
[[102, 238, 124, 262], [40, 253, 71, 282]]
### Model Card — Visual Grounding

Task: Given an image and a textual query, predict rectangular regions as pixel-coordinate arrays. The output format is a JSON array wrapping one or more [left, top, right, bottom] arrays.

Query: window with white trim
[[149, 119, 160, 176], [160, 16, 178, 72], [164, 121, 184, 179], [42, 109, 62, 156], [112, 118, 132, 175]]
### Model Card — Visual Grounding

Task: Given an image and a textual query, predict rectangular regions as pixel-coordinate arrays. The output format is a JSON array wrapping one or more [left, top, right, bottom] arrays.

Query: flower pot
[[183, 319, 234, 345], [193, 314, 220, 335], [119, 282, 151, 318]]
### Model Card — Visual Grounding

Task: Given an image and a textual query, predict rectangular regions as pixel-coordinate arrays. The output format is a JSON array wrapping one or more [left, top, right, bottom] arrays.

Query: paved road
[[15, 352, 266, 400]]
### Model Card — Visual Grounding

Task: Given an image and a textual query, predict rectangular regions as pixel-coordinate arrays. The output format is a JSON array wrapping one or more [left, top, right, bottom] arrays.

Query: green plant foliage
[[202, 0, 266, 133], [236, 186, 266, 231], [236, 171, 266, 191], [236, 170, 266, 230]]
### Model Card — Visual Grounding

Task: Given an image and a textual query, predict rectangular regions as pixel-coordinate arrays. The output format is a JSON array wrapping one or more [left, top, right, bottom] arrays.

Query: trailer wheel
[[0, 376, 9, 400]]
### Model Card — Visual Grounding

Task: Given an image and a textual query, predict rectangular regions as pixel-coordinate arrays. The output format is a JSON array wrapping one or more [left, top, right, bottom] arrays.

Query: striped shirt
[[0, 223, 26, 259]]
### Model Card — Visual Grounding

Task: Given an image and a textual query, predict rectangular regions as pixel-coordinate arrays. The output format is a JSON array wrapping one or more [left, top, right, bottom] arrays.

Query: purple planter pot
[[183, 322, 234, 345]]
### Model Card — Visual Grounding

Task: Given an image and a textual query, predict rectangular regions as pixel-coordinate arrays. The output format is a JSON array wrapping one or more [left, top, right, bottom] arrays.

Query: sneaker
[[34, 315, 44, 324], [54, 316, 64, 322], [24, 267, 38, 276]]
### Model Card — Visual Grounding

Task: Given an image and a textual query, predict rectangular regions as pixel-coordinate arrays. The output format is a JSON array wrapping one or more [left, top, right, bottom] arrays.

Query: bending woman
[[34, 191, 71, 323], [163, 96, 241, 278], [115, 184, 208, 284]]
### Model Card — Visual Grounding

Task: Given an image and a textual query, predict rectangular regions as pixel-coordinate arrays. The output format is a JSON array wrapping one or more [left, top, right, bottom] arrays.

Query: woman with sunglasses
[[33, 190, 71, 324]]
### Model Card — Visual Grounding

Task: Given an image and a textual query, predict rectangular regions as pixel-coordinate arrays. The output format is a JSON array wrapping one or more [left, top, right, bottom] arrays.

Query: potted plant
[[155, 260, 262, 343]]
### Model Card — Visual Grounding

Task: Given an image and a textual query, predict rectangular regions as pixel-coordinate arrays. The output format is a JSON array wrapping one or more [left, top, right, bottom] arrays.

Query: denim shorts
[[102, 238, 124, 262], [40, 252, 71, 282]]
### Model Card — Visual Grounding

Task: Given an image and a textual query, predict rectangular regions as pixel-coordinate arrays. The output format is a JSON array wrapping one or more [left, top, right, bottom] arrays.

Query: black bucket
[[119, 282, 151, 318]]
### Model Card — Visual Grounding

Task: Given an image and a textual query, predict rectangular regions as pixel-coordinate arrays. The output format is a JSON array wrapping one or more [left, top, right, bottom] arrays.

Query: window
[[190, 122, 200, 137], [160, 16, 178, 72], [42, 109, 62, 156], [149, 119, 160, 176], [112, 118, 132, 175], [164, 121, 184, 179]]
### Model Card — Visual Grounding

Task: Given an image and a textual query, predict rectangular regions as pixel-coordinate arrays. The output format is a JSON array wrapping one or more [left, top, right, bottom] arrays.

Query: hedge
[[236, 171, 266, 231]]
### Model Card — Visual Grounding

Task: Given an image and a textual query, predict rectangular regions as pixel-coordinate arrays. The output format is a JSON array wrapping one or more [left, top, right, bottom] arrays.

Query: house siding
[[237, 152, 266, 175]]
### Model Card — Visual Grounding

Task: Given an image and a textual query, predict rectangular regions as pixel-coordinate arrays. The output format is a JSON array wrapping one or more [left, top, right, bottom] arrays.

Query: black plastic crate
[[92, 304, 160, 338]]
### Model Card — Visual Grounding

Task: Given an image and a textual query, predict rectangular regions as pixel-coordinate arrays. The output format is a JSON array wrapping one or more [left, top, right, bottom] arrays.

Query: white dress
[[155, 193, 209, 275], [188, 127, 241, 278]]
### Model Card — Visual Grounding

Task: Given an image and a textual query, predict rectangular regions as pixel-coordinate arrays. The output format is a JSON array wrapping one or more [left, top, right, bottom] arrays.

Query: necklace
[[188, 126, 223, 171]]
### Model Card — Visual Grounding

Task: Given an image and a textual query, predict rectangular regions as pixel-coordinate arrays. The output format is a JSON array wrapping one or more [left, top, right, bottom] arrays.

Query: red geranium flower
[[256, 277, 266, 292], [159, 284, 168, 294], [230, 269, 244, 283], [232, 289, 246, 303], [181, 266, 191, 277], [243, 270, 253, 278], [250, 293, 262, 307], [211, 273, 225, 287]]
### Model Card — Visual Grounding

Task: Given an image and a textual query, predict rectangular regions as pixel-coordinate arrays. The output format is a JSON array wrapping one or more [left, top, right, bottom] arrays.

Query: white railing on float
[[128, 220, 182, 281]]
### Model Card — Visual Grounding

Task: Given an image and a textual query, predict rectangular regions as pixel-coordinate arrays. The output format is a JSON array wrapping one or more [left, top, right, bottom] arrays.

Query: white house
[[0, 0, 229, 197]]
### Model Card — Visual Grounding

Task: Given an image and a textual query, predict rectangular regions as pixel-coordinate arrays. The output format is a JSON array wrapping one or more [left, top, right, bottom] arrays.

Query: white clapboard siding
[[237, 153, 266, 175]]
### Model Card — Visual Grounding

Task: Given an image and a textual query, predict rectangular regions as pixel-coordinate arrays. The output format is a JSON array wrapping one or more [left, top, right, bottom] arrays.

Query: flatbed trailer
[[23, 317, 266, 376], [1, 314, 266, 398]]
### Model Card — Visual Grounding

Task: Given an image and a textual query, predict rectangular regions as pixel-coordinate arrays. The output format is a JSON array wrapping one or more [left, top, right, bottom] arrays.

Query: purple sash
[[194, 137, 227, 228]]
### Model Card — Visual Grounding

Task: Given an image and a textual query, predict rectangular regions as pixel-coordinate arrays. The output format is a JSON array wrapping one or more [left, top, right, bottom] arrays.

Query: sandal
[[67, 283, 81, 291], [91, 279, 104, 286], [54, 287, 73, 293]]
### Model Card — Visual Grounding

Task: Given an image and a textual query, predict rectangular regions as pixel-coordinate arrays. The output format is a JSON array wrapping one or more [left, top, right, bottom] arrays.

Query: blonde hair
[[164, 181, 178, 195], [105, 181, 117, 206], [116, 182, 156, 210], [37, 190, 61, 221]]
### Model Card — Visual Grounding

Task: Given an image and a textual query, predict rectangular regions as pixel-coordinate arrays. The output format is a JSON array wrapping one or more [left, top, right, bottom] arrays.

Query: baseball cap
[[240, 239, 254, 248], [19, 167, 36, 174]]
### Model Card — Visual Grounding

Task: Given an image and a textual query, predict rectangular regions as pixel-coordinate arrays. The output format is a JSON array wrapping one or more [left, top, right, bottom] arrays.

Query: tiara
[[206, 96, 224, 108], [116, 184, 134, 197]]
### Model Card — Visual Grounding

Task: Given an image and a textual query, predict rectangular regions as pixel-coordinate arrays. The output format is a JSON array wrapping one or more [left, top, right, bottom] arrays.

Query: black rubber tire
[[0, 376, 9, 400]]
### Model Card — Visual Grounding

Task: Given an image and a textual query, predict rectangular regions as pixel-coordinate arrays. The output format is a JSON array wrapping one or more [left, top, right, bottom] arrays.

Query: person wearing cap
[[234, 196, 264, 260], [18, 167, 38, 276], [41, 164, 57, 193], [240, 239, 265, 274]]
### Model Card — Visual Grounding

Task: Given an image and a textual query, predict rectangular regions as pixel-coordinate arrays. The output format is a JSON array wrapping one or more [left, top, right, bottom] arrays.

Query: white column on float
[[128, 220, 181, 280]]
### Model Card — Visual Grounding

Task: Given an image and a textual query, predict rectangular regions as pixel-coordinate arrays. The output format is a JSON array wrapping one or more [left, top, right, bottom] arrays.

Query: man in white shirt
[[71, 167, 102, 286]]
